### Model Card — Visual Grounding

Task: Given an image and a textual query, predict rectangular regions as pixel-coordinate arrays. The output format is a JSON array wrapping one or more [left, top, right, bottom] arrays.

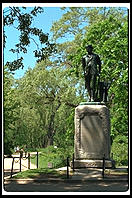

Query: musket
[[96, 73, 100, 101], [82, 57, 86, 88]]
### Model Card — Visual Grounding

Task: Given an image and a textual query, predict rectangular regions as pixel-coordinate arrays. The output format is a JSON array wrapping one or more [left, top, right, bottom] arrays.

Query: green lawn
[[30, 146, 70, 169], [13, 168, 72, 179], [12, 146, 73, 179]]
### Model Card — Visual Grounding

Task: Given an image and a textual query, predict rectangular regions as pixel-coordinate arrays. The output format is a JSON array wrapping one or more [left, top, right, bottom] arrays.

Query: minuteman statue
[[82, 45, 101, 101]]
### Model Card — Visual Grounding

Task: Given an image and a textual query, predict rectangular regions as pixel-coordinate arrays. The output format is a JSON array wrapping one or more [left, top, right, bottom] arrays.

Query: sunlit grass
[[13, 168, 72, 179]]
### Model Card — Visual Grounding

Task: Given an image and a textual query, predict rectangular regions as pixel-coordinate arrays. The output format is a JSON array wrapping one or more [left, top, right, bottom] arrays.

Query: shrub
[[111, 135, 128, 166]]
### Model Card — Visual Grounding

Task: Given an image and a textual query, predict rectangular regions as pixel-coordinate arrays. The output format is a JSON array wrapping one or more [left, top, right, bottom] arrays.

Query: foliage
[[4, 60, 80, 154], [111, 135, 128, 166], [3, 67, 20, 154]]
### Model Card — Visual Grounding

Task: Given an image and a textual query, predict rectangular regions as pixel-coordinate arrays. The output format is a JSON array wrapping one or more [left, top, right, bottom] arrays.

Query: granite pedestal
[[72, 102, 115, 168]]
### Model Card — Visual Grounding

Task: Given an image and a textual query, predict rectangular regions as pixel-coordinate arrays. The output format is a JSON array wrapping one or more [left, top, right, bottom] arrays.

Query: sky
[[3, 6, 66, 79], [3, 3, 129, 79]]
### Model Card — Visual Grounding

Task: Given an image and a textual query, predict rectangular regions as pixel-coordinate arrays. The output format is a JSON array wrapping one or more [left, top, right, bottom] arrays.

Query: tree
[[3, 6, 56, 71], [50, 7, 128, 76], [8, 60, 81, 149], [3, 67, 20, 154]]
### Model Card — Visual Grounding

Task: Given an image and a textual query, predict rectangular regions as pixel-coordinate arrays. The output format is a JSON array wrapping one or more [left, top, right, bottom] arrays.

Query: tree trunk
[[47, 102, 61, 146]]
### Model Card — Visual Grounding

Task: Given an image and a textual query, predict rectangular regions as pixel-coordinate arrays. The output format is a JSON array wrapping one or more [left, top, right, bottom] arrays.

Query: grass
[[12, 167, 127, 180], [13, 168, 72, 179], [30, 147, 69, 169], [31, 153, 65, 169], [12, 146, 74, 179]]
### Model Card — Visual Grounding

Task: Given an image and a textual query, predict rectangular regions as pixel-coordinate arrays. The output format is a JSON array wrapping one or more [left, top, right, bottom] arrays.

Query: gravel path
[[3, 180, 129, 193]]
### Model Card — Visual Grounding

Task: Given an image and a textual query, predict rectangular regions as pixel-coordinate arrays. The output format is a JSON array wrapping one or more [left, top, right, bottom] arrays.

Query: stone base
[[79, 102, 105, 105], [71, 159, 115, 169], [74, 104, 111, 160]]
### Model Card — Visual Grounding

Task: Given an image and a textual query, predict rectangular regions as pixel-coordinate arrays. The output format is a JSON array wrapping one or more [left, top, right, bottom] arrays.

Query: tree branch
[[29, 36, 39, 50]]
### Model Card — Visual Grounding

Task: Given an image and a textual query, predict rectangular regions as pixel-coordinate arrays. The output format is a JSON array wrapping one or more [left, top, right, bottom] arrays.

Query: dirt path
[[4, 157, 36, 170], [3, 180, 129, 193]]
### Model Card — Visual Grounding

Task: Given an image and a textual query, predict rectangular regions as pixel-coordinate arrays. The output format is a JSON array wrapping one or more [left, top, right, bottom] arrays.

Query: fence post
[[36, 151, 39, 169], [20, 152, 22, 172], [11, 157, 14, 178], [28, 153, 30, 169], [102, 154, 105, 178], [67, 157, 69, 179], [72, 153, 75, 172], [111, 152, 113, 159]]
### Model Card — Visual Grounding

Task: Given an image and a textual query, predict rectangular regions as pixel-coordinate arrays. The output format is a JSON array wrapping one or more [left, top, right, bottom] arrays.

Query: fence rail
[[4, 151, 75, 179], [4, 152, 111, 179], [4, 152, 39, 178]]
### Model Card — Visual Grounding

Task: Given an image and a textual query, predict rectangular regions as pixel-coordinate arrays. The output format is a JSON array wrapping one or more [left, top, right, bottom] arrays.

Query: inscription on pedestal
[[81, 115, 104, 159], [74, 105, 111, 160]]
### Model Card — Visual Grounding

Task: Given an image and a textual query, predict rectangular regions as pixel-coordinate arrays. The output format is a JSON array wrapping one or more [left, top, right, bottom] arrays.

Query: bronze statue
[[82, 45, 101, 101]]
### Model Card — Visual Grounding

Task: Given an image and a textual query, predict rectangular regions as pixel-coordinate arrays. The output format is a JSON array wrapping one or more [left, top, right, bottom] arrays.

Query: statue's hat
[[86, 45, 93, 49]]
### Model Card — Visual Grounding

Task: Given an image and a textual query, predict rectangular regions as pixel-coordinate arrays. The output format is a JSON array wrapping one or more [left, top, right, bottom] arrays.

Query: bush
[[111, 135, 128, 166]]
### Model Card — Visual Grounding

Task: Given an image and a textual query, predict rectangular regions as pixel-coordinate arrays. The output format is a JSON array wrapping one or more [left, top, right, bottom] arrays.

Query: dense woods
[[3, 7, 128, 166]]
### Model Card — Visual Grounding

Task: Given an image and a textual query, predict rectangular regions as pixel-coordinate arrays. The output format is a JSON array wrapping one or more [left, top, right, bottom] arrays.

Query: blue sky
[[3, 7, 66, 79]]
